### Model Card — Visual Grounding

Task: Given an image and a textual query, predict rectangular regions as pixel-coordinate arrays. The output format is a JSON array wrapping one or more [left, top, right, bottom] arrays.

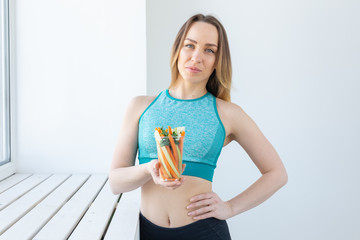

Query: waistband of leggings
[[139, 212, 223, 231]]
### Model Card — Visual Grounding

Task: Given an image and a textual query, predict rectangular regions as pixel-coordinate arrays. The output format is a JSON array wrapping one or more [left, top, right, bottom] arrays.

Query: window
[[0, 0, 11, 166]]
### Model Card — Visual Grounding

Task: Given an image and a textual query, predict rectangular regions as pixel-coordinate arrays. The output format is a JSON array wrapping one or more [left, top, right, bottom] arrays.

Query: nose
[[191, 49, 202, 63]]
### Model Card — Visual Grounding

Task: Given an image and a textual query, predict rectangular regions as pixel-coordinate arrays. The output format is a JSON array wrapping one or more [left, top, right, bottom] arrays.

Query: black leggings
[[139, 212, 232, 240]]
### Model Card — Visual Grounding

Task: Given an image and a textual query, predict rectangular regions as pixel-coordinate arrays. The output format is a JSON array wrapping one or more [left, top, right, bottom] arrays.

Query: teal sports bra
[[138, 89, 226, 182]]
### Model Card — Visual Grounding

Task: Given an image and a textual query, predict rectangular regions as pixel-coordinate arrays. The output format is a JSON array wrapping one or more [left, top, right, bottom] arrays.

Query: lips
[[186, 66, 202, 73]]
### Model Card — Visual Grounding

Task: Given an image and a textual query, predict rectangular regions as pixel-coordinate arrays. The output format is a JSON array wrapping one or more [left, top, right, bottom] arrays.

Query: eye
[[185, 44, 194, 49], [205, 48, 215, 54]]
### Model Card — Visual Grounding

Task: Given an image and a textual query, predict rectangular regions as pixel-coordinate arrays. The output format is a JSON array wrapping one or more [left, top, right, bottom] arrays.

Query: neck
[[169, 81, 207, 100]]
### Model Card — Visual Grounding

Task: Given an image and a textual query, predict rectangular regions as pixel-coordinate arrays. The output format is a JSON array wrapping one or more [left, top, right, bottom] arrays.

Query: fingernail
[[193, 217, 198, 220], [188, 212, 193, 216]]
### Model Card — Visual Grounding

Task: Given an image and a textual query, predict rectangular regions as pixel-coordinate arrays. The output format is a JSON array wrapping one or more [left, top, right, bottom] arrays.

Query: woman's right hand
[[146, 159, 185, 190]]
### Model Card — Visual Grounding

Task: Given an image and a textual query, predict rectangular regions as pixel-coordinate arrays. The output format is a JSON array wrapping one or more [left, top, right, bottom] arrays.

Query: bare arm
[[225, 103, 288, 217], [109, 96, 151, 194], [109, 96, 185, 195], [187, 102, 288, 220]]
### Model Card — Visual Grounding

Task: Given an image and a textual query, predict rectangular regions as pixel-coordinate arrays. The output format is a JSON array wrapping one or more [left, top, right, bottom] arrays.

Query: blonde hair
[[169, 14, 232, 101]]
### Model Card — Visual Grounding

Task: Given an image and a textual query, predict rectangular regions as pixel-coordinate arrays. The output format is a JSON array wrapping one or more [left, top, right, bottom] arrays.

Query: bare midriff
[[140, 176, 212, 228]]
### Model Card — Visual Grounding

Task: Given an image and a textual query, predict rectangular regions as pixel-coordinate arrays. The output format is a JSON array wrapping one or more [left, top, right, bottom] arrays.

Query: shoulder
[[216, 97, 247, 120], [125, 95, 158, 121], [215, 97, 251, 140], [130, 95, 157, 108]]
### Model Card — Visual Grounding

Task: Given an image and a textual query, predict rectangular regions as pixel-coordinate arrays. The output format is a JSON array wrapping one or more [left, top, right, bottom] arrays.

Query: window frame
[[0, 0, 14, 180]]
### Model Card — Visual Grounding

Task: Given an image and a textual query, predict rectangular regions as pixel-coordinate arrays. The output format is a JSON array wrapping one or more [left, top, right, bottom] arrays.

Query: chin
[[182, 75, 208, 84], [185, 78, 207, 85]]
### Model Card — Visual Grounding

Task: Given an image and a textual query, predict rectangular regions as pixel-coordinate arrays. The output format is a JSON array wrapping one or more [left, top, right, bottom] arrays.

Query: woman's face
[[177, 21, 218, 85]]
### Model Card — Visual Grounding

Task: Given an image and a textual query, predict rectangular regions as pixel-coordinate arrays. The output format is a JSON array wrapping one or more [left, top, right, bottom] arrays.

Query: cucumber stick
[[176, 145, 182, 173], [157, 146, 172, 177]]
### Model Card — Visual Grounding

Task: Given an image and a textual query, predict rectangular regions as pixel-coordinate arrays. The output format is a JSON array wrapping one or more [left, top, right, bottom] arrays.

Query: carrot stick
[[166, 144, 178, 168], [158, 149, 172, 177], [154, 127, 182, 180], [155, 136, 172, 178], [160, 147, 179, 178], [167, 126, 180, 169], [159, 164, 169, 180], [168, 134, 179, 167], [165, 145, 179, 173], [179, 135, 184, 156], [157, 156, 169, 179]]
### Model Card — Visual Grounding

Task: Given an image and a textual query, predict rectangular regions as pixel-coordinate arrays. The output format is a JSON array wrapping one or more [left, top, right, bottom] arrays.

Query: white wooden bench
[[0, 173, 140, 240]]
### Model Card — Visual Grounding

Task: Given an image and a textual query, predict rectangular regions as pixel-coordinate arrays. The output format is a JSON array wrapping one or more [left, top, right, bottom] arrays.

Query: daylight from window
[[1, 0, 10, 166]]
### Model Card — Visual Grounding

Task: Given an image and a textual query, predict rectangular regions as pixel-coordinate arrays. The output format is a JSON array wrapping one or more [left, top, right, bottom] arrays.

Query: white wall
[[147, 0, 360, 239], [13, 0, 146, 173]]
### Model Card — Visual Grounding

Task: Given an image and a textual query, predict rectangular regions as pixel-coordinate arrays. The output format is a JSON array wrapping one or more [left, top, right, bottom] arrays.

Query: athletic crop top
[[138, 89, 226, 182]]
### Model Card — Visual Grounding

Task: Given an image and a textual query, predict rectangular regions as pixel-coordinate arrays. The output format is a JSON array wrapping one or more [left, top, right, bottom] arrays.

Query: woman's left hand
[[186, 192, 233, 220]]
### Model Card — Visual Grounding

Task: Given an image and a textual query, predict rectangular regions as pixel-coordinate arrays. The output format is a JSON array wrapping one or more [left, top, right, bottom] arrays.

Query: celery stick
[[176, 145, 182, 173]]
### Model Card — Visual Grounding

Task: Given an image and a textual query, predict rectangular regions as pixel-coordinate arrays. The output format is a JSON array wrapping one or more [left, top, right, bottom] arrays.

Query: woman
[[109, 14, 288, 240]]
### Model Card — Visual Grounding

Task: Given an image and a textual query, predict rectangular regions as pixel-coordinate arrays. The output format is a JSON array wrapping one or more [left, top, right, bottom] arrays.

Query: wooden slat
[[104, 188, 140, 240], [68, 180, 120, 240], [0, 162, 16, 182], [33, 174, 108, 240], [0, 174, 69, 235], [0, 173, 32, 194], [0, 174, 89, 240], [0, 174, 50, 211]]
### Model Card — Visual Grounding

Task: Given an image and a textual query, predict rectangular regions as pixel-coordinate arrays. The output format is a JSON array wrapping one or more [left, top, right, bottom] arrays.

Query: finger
[[188, 205, 214, 217], [149, 160, 158, 172], [179, 176, 185, 184], [152, 168, 159, 178], [165, 186, 181, 190], [182, 164, 186, 173], [187, 199, 213, 210], [159, 180, 182, 188], [190, 192, 214, 202], [164, 184, 182, 190], [153, 160, 160, 170], [192, 211, 215, 220], [156, 181, 177, 188], [155, 161, 160, 169]]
